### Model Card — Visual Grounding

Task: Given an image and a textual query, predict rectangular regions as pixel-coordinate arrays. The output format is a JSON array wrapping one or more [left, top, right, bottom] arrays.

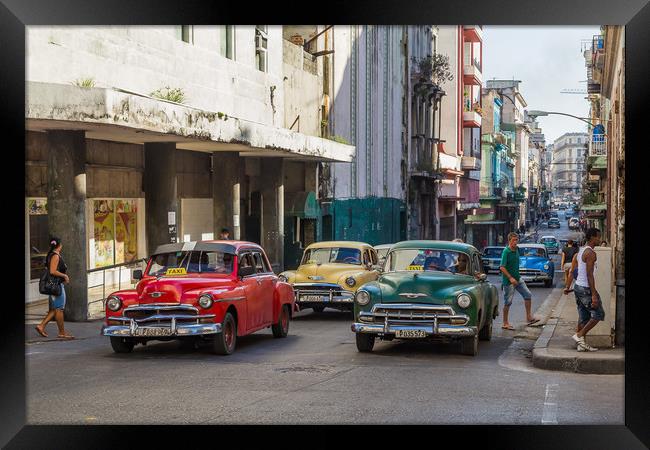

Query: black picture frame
[[3, 0, 648, 447]]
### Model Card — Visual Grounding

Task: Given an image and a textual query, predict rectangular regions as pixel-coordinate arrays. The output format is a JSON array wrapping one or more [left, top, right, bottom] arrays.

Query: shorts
[[48, 285, 66, 310], [574, 284, 605, 324], [563, 263, 572, 271], [502, 280, 532, 307]]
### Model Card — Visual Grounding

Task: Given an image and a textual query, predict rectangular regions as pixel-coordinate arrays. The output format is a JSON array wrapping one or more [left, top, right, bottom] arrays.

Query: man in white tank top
[[563, 228, 604, 352]]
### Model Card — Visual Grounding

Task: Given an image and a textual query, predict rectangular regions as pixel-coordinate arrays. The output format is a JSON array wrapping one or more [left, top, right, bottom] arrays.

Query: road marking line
[[541, 383, 559, 424]]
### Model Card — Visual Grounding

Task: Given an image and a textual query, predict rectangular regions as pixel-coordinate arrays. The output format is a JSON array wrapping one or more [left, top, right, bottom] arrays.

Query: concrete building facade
[[550, 132, 588, 198], [25, 26, 354, 318]]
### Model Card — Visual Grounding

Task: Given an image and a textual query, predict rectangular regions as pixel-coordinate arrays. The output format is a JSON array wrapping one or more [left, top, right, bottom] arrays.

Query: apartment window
[[432, 34, 437, 55], [177, 25, 194, 44], [255, 25, 268, 72], [219, 25, 235, 59]]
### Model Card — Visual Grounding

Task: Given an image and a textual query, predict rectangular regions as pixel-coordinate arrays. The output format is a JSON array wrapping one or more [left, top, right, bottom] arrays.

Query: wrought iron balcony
[[588, 134, 607, 156]]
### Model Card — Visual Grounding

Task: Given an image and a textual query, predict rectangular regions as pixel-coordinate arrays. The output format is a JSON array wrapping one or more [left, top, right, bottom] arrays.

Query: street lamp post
[[526, 110, 598, 128]]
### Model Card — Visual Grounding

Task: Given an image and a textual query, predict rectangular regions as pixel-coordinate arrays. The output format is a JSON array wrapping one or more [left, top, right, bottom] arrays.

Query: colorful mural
[[93, 200, 115, 268]]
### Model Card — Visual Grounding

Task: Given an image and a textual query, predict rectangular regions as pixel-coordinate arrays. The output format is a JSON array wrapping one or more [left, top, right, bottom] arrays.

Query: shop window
[[92, 199, 138, 268], [28, 198, 49, 280]]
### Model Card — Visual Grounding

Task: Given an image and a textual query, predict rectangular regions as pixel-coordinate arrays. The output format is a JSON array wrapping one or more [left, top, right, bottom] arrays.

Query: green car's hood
[[376, 271, 475, 303]]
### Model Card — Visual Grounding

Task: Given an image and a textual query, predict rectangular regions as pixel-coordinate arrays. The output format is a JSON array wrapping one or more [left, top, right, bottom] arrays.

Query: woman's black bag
[[39, 254, 62, 296]]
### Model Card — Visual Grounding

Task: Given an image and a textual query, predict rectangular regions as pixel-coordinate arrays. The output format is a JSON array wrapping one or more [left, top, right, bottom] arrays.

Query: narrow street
[[17, 23, 629, 434], [26, 220, 621, 425]]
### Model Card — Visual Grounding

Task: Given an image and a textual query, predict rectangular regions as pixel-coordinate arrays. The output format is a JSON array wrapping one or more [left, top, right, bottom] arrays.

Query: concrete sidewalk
[[25, 299, 105, 344], [532, 290, 624, 374]]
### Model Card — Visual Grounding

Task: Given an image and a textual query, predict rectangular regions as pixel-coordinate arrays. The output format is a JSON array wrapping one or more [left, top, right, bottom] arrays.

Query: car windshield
[[301, 247, 362, 265], [519, 247, 546, 257], [146, 251, 235, 275], [540, 238, 557, 244], [483, 248, 503, 257], [385, 249, 471, 275]]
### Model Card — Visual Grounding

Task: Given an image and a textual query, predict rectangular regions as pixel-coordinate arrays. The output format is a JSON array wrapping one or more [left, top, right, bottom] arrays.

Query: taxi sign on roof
[[165, 267, 187, 276]]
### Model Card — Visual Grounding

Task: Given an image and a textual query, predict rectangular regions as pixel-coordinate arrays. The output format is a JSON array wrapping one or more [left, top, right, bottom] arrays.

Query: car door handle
[[256, 279, 262, 285]]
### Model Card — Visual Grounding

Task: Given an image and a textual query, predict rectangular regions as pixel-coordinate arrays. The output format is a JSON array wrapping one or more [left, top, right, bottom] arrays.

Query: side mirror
[[132, 269, 143, 281], [477, 273, 488, 282], [372, 264, 383, 272], [239, 266, 255, 278]]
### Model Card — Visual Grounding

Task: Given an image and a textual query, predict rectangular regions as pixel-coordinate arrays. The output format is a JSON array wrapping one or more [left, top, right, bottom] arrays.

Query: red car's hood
[[136, 276, 234, 303]]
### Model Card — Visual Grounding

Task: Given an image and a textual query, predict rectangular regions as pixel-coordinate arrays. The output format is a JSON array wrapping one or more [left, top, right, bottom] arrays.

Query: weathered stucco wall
[[328, 25, 406, 201], [26, 82, 354, 162], [27, 26, 285, 128], [282, 39, 323, 137]]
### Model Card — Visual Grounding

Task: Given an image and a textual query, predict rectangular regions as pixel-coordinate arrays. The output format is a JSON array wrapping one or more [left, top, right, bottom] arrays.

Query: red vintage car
[[101, 241, 295, 355]]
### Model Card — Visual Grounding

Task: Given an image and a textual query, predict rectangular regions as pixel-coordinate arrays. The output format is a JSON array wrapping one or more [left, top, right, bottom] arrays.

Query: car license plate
[[301, 294, 325, 302], [134, 327, 173, 337], [395, 329, 427, 338]]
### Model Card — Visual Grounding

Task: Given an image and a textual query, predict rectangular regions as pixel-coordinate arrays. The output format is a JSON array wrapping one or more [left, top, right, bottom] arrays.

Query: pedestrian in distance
[[35, 236, 74, 339], [561, 239, 579, 288], [564, 228, 604, 352], [499, 232, 538, 330], [219, 228, 231, 240]]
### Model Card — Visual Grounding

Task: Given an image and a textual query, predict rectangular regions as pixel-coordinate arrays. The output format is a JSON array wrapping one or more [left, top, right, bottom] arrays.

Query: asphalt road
[[26, 214, 622, 425]]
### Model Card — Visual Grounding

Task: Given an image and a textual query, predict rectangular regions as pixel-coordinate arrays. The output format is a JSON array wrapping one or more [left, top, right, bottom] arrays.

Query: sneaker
[[572, 333, 585, 344], [578, 341, 598, 352]]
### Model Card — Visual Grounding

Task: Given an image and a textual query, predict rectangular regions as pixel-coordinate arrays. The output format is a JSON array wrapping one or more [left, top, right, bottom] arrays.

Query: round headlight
[[198, 294, 213, 309], [457, 293, 472, 309], [106, 295, 122, 312], [544, 264, 550, 270], [345, 276, 356, 287], [278, 274, 288, 283], [356, 290, 370, 305]]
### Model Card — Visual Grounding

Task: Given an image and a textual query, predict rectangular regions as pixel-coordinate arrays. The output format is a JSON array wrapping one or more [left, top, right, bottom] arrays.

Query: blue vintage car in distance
[[518, 244, 554, 288], [481, 246, 505, 274]]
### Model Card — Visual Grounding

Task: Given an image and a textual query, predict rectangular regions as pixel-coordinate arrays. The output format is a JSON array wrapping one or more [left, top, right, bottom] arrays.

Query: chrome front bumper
[[520, 272, 553, 282], [352, 322, 477, 338], [293, 284, 355, 304], [102, 318, 221, 338]]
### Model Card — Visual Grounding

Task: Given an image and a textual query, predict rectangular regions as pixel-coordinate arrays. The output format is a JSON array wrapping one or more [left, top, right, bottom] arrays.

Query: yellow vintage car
[[279, 241, 380, 312]]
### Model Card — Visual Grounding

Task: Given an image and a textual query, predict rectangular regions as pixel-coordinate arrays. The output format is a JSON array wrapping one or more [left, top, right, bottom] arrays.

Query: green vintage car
[[351, 241, 499, 356]]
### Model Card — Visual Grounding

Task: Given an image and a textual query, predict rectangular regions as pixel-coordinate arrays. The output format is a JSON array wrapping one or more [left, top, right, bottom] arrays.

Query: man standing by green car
[[500, 232, 538, 330]]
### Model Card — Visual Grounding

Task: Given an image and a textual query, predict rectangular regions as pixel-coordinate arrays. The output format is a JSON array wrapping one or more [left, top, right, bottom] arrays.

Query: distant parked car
[[548, 218, 560, 229], [481, 246, 505, 274], [539, 236, 560, 254], [518, 244, 555, 288], [569, 217, 580, 230]]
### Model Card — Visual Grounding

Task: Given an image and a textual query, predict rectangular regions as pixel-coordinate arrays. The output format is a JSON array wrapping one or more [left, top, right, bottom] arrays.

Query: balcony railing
[[588, 134, 607, 156]]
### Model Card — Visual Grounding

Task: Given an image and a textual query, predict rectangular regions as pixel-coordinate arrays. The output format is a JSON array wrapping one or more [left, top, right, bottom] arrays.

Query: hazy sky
[[482, 26, 601, 144]]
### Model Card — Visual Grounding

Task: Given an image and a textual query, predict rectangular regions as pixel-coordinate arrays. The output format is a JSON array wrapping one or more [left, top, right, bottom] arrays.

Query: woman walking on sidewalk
[[35, 237, 74, 339]]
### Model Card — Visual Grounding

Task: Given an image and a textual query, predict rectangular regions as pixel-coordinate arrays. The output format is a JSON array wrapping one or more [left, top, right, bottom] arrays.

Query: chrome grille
[[520, 269, 544, 276], [360, 303, 466, 326], [123, 304, 201, 323]]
